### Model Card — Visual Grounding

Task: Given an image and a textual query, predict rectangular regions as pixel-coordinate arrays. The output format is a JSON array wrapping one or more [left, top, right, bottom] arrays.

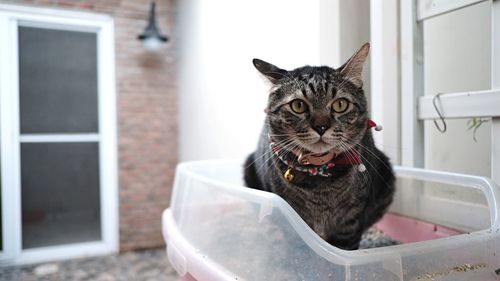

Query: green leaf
[[467, 118, 490, 142]]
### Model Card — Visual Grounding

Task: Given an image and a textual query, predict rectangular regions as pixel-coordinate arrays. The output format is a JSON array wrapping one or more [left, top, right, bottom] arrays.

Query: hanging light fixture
[[137, 2, 168, 51]]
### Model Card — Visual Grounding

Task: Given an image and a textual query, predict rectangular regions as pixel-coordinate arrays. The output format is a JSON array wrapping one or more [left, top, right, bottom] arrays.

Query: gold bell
[[284, 167, 295, 182]]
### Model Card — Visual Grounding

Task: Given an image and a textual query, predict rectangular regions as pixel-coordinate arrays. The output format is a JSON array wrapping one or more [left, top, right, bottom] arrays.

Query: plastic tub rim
[[171, 159, 500, 265]]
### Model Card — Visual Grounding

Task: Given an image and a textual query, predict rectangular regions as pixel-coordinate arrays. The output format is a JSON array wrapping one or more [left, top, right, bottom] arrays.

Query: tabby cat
[[243, 43, 395, 250]]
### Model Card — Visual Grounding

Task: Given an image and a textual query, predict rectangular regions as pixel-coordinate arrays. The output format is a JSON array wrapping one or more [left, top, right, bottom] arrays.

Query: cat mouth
[[301, 140, 336, 154]]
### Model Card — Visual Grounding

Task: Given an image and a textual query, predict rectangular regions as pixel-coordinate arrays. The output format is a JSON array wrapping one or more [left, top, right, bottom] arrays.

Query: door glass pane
[[21, 142, 101, 249], [18, 26, 98, 134]]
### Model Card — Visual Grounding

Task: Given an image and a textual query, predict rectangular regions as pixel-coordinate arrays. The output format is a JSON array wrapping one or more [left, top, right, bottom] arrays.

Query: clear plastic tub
[[162, 160, 500, 281]]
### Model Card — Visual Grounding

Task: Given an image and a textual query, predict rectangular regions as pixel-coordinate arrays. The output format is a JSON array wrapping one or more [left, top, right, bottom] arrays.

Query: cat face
[[254, 43, 370, 155]]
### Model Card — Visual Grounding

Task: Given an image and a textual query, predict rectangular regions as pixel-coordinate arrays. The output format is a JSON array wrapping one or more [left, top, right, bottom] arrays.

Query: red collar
[[294, 148, 362, 166], [269, 136, 365, 177], [267, 119, 381, 179]]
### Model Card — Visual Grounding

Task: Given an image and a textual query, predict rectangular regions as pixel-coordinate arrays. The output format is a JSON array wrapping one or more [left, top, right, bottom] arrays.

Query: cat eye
[[331, 98, 350, 113], [290, 99, 308, 114]]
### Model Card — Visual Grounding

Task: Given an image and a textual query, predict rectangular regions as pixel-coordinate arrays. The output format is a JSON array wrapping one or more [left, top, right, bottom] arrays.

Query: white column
[[370, 0, 401, 164], [401, 0, 425, 167], [0, 12, 19, 262], [492, 0, 500, 185]]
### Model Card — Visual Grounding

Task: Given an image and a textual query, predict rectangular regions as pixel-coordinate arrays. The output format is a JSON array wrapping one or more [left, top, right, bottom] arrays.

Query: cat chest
[[281, 187, 365, 238]]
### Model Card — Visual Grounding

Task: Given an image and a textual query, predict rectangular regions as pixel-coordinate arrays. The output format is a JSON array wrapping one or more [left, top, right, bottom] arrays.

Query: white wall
[[177, 0, 492, 176], [320, 0, 371, 102], [177, 0, 321, 161], [423, 1, 491, 177], [176, 0, 373, 162]]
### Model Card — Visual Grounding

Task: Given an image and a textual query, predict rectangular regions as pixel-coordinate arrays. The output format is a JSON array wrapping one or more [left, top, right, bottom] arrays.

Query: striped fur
[[244, 44, 395, 250]]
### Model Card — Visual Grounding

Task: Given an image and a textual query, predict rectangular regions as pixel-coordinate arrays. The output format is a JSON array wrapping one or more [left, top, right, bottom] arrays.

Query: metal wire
[[432, 93, 447, 133]]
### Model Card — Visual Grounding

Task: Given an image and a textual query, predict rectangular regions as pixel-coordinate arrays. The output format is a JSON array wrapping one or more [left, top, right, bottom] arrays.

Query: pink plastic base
[[180, 273, 197, 281], [375, 212, 462, 243]]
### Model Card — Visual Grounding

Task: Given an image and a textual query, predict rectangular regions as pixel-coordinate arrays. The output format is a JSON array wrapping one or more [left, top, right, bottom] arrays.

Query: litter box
[[162, 160, 500, 281]]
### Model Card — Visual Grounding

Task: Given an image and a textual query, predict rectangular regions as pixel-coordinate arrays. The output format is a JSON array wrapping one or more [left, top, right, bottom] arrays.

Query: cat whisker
[[340, 136, 393, 171], [246, 137, 295, 169], [338, 140, 372, 187], [339, 139, 391, 187], [255, 138, 300, 173], [266, 133, 310, 138], [262, 141, 302, 177]]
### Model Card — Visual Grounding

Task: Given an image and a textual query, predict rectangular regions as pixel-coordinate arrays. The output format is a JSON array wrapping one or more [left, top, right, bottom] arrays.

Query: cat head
[[254, 43, 370, 155]]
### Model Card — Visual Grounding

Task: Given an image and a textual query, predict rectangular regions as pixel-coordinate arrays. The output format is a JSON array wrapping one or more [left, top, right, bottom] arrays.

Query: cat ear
[[253, 58, 289, 84], [339, 43, 370, 88]]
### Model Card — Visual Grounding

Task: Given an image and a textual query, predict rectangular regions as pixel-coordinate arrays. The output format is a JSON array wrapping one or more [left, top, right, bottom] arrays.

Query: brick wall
[[1, 0, 178, 251]]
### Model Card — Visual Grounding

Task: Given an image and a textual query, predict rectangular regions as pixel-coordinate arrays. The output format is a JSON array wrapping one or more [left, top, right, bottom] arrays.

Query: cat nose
[[311, 116, 331, 136], [313, 125, 329, 136]]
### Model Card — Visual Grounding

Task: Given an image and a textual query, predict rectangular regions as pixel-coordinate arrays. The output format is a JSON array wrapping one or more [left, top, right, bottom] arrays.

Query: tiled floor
[[0, 248, 179, 281]]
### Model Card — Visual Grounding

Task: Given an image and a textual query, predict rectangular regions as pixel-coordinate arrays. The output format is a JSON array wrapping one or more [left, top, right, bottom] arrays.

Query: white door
[[0, 4, 118, 265]]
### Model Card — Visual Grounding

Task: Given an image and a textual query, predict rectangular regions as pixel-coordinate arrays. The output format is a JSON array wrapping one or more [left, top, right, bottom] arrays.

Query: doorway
[[0, 4, 118, 264]]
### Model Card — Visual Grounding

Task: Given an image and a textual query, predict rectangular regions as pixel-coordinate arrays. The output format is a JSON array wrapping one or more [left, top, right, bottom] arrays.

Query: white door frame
[[369, 0, 401, 165], [0, 4, 118, 265]]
